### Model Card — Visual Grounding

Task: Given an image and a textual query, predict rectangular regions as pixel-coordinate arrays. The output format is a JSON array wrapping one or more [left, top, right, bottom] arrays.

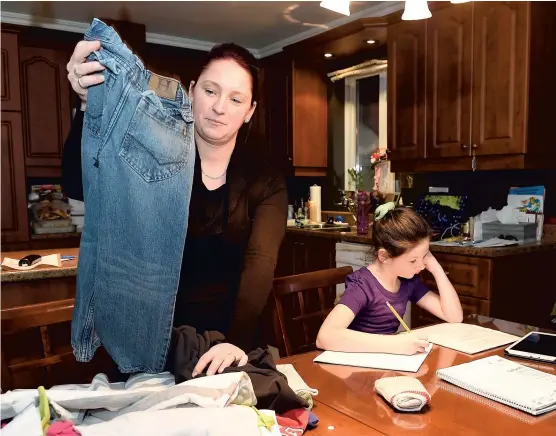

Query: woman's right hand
[[394, 333, 430, 355], [66, 40, 105, 111]]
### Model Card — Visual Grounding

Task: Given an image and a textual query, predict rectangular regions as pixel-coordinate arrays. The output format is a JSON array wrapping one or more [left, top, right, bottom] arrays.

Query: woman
[[63, 40, 288, 376]]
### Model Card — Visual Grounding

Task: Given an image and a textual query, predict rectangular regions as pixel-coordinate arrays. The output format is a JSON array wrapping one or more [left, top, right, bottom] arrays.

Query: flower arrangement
[[370, 148, 389, 168]]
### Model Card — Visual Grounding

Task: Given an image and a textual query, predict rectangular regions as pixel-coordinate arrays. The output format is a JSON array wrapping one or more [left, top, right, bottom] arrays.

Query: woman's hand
[[192, 343, 249, 377], [66, 40, 105, 111]]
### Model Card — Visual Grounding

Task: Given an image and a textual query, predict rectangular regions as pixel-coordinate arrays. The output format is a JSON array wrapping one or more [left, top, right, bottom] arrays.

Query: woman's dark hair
[[195, 43, 260, 145], [371, 207, 433, 259], [197, 42, 259, 104]]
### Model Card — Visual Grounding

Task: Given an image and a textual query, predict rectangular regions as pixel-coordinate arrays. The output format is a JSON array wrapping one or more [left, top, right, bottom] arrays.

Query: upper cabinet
[[20, 47, 72, 177], [1, 32, 22, 112], [387, 19, 426, 161], [261, 52, 329, 177], [389, 1, 556, 172]]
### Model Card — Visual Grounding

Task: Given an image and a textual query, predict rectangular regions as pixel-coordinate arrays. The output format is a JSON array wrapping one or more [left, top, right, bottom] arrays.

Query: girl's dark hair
[[197, 42, 259, 104], [371, 207, 433, 259]]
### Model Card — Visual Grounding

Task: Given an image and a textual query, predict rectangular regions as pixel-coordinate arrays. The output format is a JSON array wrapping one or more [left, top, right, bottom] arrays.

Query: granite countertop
[[286, 226, 556, 258], [1, 248, 79, 283]]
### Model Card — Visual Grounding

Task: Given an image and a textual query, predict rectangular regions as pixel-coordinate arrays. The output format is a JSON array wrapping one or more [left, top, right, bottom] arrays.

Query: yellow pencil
[[386, 301, 411, 333]]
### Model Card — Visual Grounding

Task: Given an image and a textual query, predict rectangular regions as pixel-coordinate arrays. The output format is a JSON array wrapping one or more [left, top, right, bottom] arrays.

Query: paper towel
[[309, 185, 322, 223]]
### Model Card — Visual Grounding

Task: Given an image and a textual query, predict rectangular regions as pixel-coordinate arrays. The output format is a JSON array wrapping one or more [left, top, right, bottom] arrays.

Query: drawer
[[411, 296, 490, 328], [421, 253, 492, 300]]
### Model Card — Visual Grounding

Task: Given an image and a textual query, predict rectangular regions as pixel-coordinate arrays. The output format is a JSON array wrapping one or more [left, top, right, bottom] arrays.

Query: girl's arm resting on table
[[316, 304, 429, 355]]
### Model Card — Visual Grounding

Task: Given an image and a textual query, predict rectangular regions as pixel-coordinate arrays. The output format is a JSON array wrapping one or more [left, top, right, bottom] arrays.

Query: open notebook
[[415, 323, 519, 354], [313, 344, 432, 372], [437, 355, 556, 416]]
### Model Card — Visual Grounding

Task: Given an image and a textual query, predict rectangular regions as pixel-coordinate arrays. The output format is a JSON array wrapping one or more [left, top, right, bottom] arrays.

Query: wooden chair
[[272, 266, 353, 356]]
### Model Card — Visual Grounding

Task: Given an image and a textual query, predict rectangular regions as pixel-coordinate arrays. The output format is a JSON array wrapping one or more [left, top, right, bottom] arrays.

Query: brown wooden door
[[387, 20, 426, 161], [291, 59, 328, 173], [1, 32, 22, 112], [471, 1, 529, 156], [20, 47, 72, 177], [1, 112, 29, 243], [426, 3, 473, 158]]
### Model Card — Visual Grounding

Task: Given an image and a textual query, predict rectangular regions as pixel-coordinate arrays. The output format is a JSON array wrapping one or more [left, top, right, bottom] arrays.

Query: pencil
[[386, 301, 411, 333]]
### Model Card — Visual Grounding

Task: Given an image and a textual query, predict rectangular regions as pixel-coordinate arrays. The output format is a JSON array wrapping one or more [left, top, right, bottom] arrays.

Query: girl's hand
[[192, 343, 249, 377], [424, 252, 444, 277], [66, 40, 105, 110], [393, 333, 430, 355]]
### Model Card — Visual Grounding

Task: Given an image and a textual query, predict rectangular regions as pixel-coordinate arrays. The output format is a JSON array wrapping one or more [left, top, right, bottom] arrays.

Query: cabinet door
[[426, 3, 473, 158], [20, 47, 72, 177], [1, 32, 21, 111], [291, 59, 328, 173], [1, 112, 29, 243], [471, 1, 529, 155], [387, 20, 426, 161]]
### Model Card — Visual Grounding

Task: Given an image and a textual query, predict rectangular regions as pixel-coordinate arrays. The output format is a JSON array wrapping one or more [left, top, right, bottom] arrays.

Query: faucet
[[335, 190, 358, 225]]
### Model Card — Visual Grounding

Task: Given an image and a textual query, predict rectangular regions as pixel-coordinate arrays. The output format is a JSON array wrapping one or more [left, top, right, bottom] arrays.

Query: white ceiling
[[0, 1, 402, 57]]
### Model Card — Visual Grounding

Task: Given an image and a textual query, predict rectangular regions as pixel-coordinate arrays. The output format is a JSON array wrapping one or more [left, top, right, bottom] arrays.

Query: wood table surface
[[279, 315, 556, 436]]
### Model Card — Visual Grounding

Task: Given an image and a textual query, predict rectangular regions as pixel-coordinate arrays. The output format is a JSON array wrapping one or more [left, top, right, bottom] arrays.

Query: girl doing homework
[[317, 203, 463, 355]]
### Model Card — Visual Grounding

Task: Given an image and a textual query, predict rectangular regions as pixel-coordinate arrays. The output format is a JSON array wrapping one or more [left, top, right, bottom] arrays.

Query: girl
[[316, 203, 463, 355]]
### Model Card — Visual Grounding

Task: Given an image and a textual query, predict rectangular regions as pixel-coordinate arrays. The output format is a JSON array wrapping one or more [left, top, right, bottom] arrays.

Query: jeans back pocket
[[120, 95, 194, 182]]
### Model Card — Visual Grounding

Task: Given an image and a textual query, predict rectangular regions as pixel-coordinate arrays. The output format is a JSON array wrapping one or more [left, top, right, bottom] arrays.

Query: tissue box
[[482, 221, 537, 242]]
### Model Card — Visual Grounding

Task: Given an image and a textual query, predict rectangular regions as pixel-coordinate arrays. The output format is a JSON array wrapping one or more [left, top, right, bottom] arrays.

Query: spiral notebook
[[436, 356, 556, 416]]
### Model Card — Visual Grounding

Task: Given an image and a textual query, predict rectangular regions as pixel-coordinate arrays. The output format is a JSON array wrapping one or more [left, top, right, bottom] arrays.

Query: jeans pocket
[[120, 95, 194, 182]]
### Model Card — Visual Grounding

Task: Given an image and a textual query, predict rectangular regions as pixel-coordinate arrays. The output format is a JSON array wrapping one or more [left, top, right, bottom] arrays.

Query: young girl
[[316, 203, 463, 355]]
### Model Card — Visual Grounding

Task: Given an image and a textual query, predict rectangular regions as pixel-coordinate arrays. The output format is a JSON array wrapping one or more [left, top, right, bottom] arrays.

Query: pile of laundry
[[1, 327, 320, 436]]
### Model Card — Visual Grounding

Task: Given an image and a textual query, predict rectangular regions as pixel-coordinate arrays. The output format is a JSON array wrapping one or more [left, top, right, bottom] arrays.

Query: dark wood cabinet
[[1, 112, 29, 243], [261, 53, 328, 177], [1, 31, 22, 112], [275, 233, 336, 278], [425, 3, 473, 158], [471, 1, 528, 156], [390, 1, 556, 172], [20, 47, 72, 178], [387, 19, 426, 161]]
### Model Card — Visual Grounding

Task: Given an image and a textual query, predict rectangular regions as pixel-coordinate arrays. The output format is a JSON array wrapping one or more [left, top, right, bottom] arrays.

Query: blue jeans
[[71, 19, 195, 373]]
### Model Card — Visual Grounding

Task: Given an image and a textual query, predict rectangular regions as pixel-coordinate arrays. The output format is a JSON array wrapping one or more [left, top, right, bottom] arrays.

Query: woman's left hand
[[192, 343, 249, 377]]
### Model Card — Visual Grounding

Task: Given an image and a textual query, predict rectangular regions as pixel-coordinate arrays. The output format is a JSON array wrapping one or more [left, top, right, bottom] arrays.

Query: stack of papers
[[415, 323, 519, 354]]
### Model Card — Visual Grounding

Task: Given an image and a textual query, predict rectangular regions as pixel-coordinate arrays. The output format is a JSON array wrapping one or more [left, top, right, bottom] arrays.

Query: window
[[344, 70, 387, 191]]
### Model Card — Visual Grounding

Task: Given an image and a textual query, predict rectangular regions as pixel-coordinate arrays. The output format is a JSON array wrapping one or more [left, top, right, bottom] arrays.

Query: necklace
[[201, 166, 227, 180]]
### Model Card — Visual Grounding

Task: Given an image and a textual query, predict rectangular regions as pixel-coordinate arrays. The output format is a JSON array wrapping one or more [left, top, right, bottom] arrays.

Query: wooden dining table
[[278, 315, 556, 436]]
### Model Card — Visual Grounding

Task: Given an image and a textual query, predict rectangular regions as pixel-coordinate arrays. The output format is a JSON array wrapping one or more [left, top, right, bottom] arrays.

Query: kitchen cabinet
[[1, 31, 22, 112], [389, 1, 556, 172], [261, 52, 328, 177], [275, 233, 336, 278], [20, 46, 72, 177], [1, 112, 29, 244], [387, 19, 426, 161]]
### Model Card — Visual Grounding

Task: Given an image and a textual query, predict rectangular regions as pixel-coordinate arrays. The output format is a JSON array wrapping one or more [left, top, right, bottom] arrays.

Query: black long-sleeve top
[[62, 110, 288, 351]]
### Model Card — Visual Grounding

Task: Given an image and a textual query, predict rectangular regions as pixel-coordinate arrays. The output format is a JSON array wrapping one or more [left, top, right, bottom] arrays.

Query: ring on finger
[[77, 77, 85, 89]]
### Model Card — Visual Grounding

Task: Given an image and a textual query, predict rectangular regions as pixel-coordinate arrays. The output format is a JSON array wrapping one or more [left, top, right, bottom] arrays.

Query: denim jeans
[[71, 19, 195, 373]]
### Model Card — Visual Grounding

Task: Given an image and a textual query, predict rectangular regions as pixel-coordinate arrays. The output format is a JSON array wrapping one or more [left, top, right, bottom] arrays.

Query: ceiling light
[[450, 0, 470, 3], [320, 1, 350, 16], [366, 39, 376, 44], [324, 53, 332, 58], [402, 0, 432, 21]]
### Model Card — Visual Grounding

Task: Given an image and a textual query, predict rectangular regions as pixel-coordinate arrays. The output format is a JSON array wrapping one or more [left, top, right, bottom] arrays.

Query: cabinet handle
[[444, 270, 450, 275], [461, 144, 468, 149], [472, 143, 478, 149]]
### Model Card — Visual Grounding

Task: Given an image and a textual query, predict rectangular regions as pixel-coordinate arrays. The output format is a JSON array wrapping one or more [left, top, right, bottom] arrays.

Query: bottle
[[356, 191, 370, 235]]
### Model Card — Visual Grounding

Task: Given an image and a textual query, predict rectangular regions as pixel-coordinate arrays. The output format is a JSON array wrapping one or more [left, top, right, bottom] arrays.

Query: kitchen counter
[[286, 226, 556, 258], [1, 248, 79, 282]]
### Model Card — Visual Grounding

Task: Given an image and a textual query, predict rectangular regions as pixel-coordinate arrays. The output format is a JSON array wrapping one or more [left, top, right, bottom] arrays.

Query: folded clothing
[[374, 376, 430, 412]]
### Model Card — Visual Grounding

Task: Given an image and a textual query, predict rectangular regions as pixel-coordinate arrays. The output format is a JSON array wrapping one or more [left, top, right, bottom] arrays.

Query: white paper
[[313, 343, 432, 372], [415, 323, 519, 354]]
